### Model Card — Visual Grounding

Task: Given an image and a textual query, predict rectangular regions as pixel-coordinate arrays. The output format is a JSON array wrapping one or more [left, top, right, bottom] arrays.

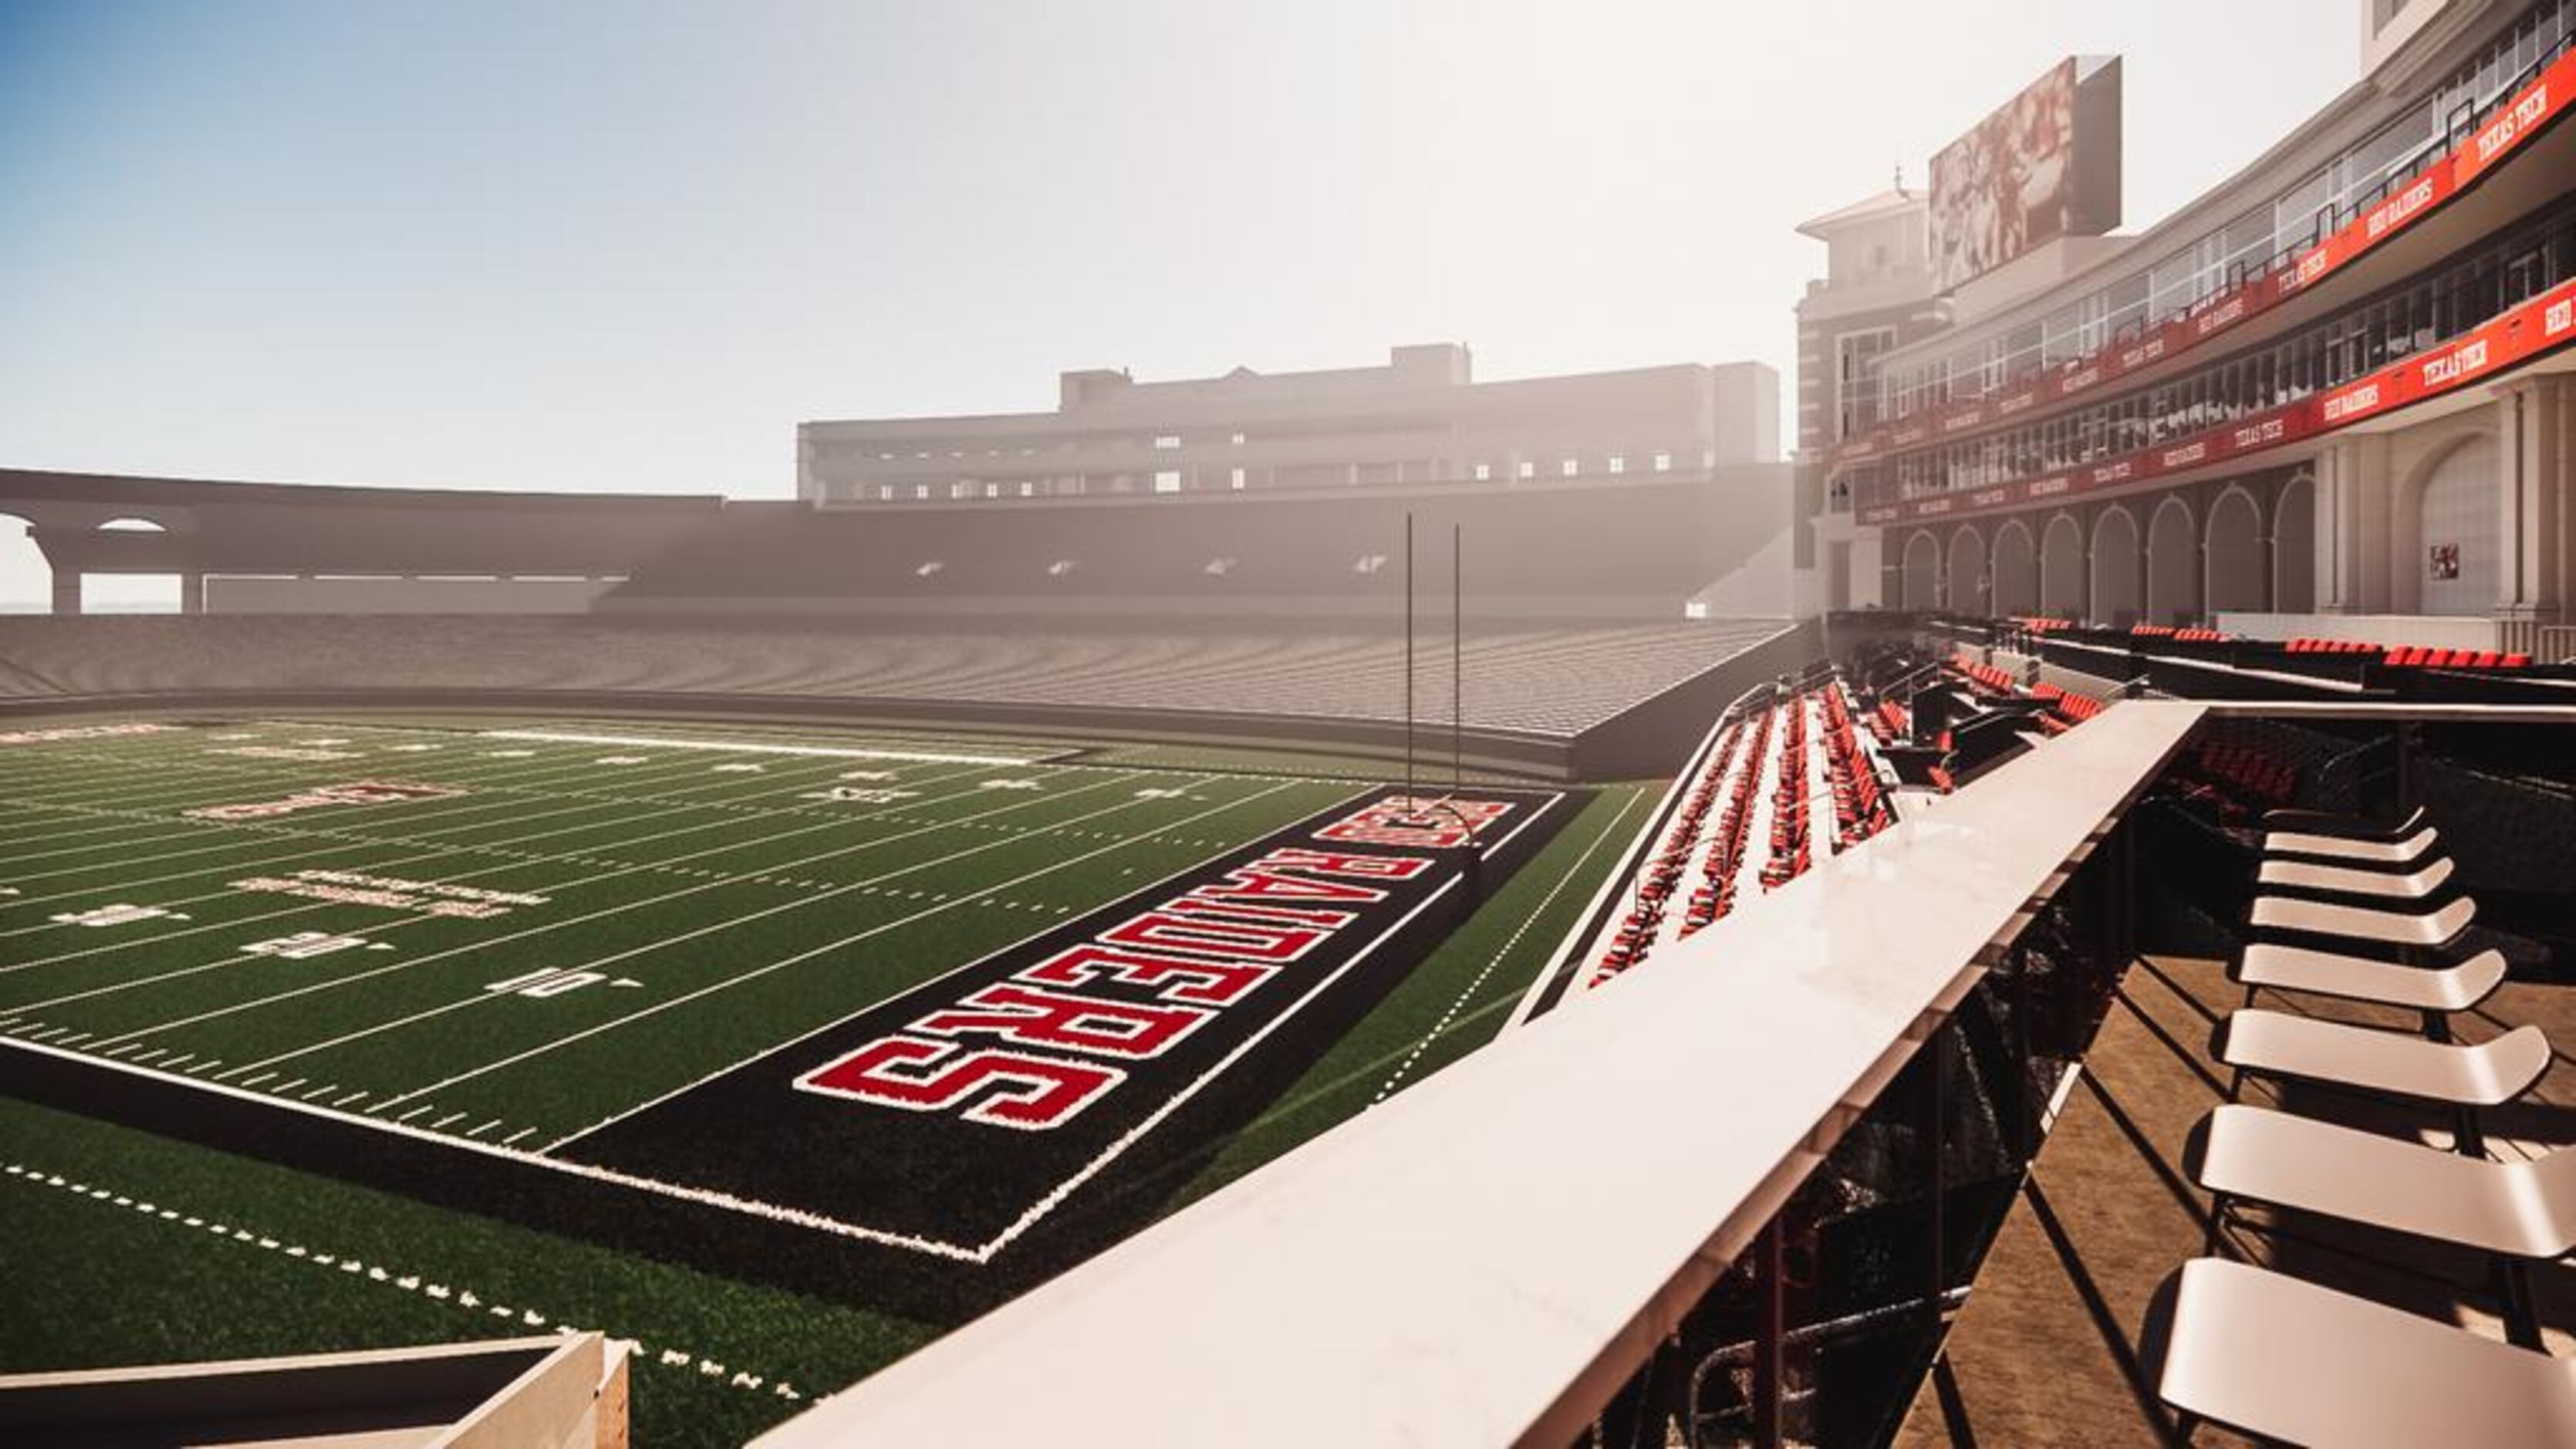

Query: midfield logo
[[188, 781, 461, 822]]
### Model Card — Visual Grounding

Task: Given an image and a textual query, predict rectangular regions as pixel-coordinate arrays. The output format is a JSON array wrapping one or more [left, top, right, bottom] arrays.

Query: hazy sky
[[2, 0, 2360, 603]]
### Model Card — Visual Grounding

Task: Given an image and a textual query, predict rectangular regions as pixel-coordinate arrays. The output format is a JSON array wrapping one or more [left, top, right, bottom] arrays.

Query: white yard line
[[0, 747, 925, 927], [0, 758, 1016, 990], [256, 775, 1246, 1089], [68, 769, 1161, 1049], [0, 746, 863, 893], [534, 779, 1356, 1153]]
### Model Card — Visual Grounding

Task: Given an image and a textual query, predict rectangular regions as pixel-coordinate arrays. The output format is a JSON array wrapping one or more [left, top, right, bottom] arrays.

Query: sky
[[1, 0, 2361, 605]]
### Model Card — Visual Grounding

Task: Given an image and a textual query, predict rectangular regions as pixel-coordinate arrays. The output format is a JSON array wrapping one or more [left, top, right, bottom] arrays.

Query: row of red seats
[[1821, 687, 1892, 846], [1596, 711, 1761, 983], [1679, 708, 1773, 941], [1871, 696, 1909, 745], [2027, 680, 2108, 724], [2286, 637, 2379, 654], [1759, 697, 1813, 890], [2015, 616, 2078, 633], [2193, 738, 2296, 809], [2382, 647, 2530, 668], [1951, 657, 2020, 697], [2171, 627, 2230, 643]]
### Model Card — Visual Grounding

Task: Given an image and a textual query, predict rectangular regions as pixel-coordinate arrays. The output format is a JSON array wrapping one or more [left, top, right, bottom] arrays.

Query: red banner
[[1855, 273, 2576, 526], [1832, 44, 2576, 472]]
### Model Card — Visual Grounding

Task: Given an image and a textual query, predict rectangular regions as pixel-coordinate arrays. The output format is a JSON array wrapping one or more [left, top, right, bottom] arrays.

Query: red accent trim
[[1863, 273, 2576, 525], [1828, 46, 2576, 471]]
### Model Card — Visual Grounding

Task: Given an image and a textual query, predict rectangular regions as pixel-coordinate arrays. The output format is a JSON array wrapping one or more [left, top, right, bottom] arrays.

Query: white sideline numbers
[[484, 968, 644, 998]]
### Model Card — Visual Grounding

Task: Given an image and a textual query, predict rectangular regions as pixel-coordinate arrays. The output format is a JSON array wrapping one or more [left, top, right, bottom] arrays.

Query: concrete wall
[[206, 576, 621, 614]]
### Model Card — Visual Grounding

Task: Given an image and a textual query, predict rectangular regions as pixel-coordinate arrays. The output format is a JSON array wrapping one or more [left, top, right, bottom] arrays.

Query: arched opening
[[1901, 531, 1940, 610], [2090, 507, 2142, 626], [2040, 514, 2085, 616], [2204, 487, 2265, 616], [1946, 525, 1987, 616], [2416, 434, 2499, 616], [2146, 496, 2199, 624], [2274, 472, 2315, 613], [1992, 519, 2038, 617], [86, 516, 182, 613]]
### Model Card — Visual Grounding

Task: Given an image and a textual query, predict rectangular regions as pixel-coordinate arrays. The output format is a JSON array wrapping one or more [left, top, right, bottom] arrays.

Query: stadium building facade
[[1809, 0, 2576, 660], [797, 343, 1778, 508]]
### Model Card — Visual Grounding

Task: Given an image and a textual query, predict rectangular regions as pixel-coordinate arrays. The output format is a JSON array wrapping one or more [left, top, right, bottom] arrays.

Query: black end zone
[[559, 786, 1576, 1283]]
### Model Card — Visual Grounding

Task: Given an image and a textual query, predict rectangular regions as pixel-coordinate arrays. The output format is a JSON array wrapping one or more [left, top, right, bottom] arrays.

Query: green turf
[[1157, 782, 1656, 1210], [0, 1093, 930, 1447], [0, 714, 1662, 1444], [0, 718, 1356, 1144]]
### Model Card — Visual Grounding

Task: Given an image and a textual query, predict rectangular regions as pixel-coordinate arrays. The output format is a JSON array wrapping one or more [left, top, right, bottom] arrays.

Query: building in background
[[1794, 186, 1941, 618], [1808, 0, 2576, 657], [797, 344, 1778, 508]]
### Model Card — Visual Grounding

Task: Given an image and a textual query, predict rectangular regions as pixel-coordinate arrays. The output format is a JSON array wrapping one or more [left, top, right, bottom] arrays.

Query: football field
[[0, 711, 1657, 1444], [0, 714, 1582, 1265]]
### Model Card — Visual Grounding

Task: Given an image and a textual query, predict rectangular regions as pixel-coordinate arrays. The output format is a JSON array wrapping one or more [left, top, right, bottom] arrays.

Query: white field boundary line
[[532, 779, 1362, 1156], [959, 787, 1566, 1262], [247, 775, 1258, 1090], [480, 728, 1040, 767], [0, 746, 819, 876], [0, 781, 1330, 1265], [2, 762, 1101, 1014], [0, 752, 967, 960], [61, 768, 1163, 1044], [1372, 786, 1645, 1104], [0, 745, 913, 911]]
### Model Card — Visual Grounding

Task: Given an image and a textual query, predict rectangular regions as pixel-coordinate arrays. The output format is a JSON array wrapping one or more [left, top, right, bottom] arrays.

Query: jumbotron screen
[[1929, 56, 2122, 291]]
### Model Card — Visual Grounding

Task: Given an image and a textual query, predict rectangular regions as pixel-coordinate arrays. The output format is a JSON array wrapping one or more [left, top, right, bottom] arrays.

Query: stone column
[[2493, 374, 2564, 627], [50, 571, 80, 616], [2312, 436, 2392, 614], [178, 571, 207, 615]]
